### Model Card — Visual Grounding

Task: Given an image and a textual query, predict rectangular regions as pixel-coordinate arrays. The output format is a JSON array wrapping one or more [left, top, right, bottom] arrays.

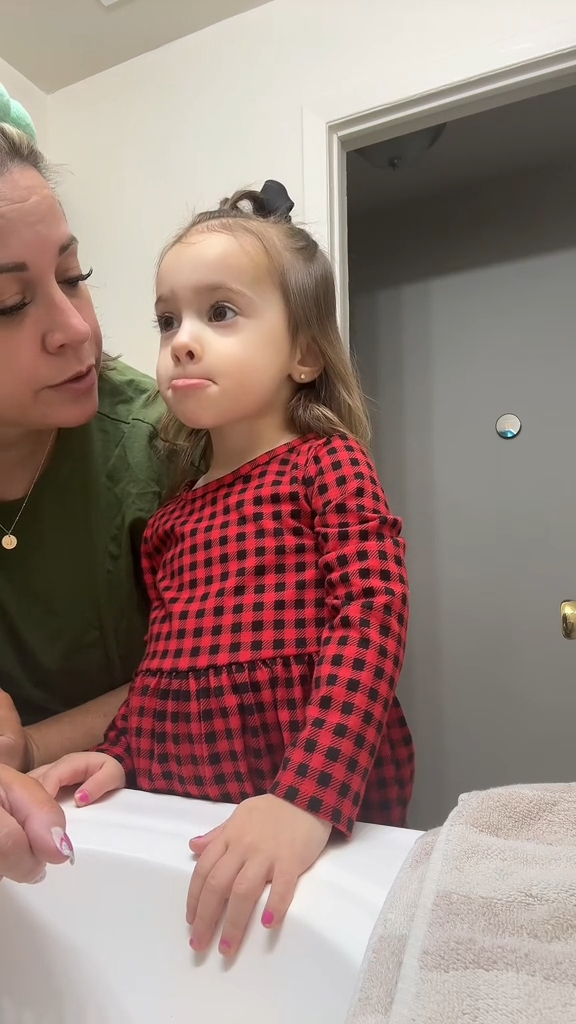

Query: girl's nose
[[171, 329, 201, 364]]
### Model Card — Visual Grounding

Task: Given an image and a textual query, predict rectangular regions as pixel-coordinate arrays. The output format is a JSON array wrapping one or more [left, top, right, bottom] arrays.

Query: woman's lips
[[49, 366, 97, 393]]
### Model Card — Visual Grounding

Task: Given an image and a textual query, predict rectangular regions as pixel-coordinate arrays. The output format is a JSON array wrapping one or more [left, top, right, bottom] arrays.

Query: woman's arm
[[24, 685, 129, 770]]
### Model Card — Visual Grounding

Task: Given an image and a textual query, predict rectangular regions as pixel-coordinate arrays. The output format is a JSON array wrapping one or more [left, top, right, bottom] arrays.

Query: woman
[[0, 762, 73, 882], [0, 92, 165, 772]]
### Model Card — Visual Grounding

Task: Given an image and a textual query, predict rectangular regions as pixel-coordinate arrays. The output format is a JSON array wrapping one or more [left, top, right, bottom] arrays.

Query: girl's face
[[155, 230, 303, 436], [0, 167, 102, 433]]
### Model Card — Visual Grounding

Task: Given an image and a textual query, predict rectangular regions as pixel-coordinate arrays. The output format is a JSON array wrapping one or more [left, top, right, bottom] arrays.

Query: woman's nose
[[43, 292, 92, 353]]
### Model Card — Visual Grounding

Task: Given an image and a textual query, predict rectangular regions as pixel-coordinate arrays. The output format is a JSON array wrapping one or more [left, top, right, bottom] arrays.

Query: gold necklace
[[0, 431, 56, 551]]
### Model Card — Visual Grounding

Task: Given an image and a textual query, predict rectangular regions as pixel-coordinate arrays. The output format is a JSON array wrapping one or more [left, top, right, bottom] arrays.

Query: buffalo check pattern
[[97, 434, 413, 835]]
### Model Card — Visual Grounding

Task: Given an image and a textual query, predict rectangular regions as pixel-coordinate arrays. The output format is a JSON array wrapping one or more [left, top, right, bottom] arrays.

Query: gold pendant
[[2, 534, 17, 550]]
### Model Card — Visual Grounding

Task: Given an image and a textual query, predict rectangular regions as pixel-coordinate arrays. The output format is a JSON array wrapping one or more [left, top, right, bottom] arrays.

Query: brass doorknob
[[561, 601, 576, 639]]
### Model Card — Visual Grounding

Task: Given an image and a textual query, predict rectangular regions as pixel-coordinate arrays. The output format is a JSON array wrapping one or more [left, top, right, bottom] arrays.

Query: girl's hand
[[187, 794, 332, 957], [30, 752, 126, 806]]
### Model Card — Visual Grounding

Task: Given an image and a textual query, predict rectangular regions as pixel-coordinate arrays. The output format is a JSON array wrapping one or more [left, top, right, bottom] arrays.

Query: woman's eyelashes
[[60, 268, 93, 290], [0, 268, 93, 319], [155, 302, 238, 334], [0, 297, 30, 317]]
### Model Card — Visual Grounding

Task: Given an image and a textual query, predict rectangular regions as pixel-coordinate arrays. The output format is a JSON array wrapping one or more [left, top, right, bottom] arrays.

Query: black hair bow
[[258, 180, 294, 221]]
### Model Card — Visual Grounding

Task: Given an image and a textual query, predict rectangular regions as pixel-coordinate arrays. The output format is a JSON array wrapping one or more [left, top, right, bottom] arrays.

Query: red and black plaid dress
[[97, 434, 414, 835]]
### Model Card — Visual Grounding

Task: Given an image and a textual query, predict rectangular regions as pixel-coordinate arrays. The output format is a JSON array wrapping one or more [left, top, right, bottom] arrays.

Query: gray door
[[349, 161, 576, 830]]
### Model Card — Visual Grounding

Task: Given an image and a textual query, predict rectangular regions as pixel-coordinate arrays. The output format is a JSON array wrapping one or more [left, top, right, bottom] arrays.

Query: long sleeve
[[270, 435, 410, 836], [94, 693, 135, 785], [94, 510, 167, 785]]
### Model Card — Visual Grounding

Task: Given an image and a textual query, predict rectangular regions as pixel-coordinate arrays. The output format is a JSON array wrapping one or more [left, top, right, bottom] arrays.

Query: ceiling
[[347, 84, 576, 216], [1, 0, 271, 93]]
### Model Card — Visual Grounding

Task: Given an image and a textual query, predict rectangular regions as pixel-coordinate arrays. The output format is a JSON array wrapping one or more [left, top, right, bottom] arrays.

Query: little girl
[[33, 180, 414, 957]]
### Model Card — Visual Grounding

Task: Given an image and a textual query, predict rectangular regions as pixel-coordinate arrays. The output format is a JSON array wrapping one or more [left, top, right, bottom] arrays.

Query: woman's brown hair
[[158, 182, 371, 489]]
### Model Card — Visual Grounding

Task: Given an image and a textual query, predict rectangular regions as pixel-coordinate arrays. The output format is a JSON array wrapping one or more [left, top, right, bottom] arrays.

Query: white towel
[[346, 783, 576, 1024]]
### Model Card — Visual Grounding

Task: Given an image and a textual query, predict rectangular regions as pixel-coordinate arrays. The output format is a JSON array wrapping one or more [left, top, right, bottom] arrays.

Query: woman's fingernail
[[50, 827, 75, 865], [29, 868, 47, 885], [219, 938, 232, 954], [190, 835, 203, 842], [261, 910, 274, 927], [76, 790, 90, 805]]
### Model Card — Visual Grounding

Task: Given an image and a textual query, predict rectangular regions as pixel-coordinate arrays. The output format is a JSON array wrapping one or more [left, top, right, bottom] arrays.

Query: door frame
[[302, 45, 576, 347]]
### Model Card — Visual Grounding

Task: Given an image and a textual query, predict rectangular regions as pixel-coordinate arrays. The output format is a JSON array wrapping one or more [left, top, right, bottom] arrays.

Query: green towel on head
[[0, 85, 37, 142]]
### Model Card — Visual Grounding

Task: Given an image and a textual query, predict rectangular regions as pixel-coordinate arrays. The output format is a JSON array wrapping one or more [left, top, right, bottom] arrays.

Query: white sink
[[0, 790, 419, 1023]]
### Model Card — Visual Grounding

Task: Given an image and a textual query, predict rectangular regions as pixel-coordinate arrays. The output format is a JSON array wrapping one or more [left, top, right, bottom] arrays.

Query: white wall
[[0, 57, 47, 145], [46, 0, 576, 374]]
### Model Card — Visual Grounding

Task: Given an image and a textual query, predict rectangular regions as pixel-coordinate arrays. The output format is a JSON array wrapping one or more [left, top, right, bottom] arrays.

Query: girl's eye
[[156, 313, 179, 333], [209, 303, 236, 323], [60, 268, 93, 289]]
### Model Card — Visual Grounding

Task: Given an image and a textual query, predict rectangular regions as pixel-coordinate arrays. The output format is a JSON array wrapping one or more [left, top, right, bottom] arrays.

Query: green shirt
[[0, 361, 166, 725]]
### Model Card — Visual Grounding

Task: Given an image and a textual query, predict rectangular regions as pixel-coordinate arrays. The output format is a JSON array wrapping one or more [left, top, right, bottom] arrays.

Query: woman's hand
[[0, 764, 74, 882], [187, 794, 332, 957], [0, 690, 34, 772], [30, 752, 126, 806]]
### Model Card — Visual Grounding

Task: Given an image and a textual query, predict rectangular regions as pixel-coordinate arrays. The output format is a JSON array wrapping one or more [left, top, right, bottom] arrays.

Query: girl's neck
[[0, 427, 57, 502], [199, 420, 297, 487]]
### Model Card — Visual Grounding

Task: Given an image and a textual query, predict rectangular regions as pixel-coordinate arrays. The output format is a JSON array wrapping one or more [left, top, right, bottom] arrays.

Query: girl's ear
[[290, 340, 323, 385]]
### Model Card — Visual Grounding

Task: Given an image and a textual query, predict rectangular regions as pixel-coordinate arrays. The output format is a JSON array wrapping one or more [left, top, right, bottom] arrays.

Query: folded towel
[[346, 783, 576, 1024]]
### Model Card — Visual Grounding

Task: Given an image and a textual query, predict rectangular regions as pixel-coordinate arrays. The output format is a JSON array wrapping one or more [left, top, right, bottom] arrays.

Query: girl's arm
[[91, 512, 164, 785], [270, 434, 410, 836]]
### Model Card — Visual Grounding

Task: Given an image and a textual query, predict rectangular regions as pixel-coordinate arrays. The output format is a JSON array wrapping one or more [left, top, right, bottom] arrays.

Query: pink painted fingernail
[[190, 835, 203, 842], [50, 827, 75, 865], [76, 790, 90, 806], [29, 868, 47, 885], [219, 938, 232, 954], [261, 910, 274, 927], [189, 937, 198, 950]]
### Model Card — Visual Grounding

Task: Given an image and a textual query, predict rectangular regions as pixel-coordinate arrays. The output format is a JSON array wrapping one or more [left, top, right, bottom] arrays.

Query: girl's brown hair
[[158, 183, 371, 488]]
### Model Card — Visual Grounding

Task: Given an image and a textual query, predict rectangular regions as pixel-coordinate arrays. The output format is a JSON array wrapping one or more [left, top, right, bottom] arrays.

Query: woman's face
[[0, 166, 102, 432]]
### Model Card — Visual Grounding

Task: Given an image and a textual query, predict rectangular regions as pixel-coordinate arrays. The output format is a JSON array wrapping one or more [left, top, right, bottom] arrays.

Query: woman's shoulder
[[96, 358, 165, 433], [92, 359, 168, 497]]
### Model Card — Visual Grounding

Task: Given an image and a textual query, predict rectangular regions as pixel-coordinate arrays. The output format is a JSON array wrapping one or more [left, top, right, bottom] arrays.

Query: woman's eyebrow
[[0, 235, 78, 275], [59, 235, 78, 256], [0, 260, 27, 275]]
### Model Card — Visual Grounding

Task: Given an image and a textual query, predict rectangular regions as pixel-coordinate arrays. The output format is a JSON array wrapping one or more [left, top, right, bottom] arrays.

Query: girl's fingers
[[30, 755, 95, 798], [190, 846, 247, 952], [188, 822, 225, 853], [260, 867, 298, 932], [186, 837, 231, 933], [32, 755, 125, 806], [72, 761, 124, 806], [218, 857, 271, 956]]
